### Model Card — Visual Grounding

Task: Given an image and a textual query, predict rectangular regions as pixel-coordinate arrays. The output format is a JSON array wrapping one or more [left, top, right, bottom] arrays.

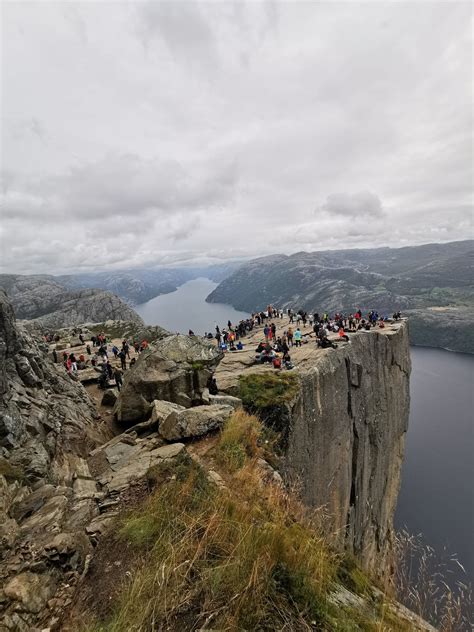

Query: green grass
[[79, 413, 421, 632], [336, 554, 372, 597], [83, 416, 336, 631], [214, 409, 261, 472], [238, 372, 300, 409]]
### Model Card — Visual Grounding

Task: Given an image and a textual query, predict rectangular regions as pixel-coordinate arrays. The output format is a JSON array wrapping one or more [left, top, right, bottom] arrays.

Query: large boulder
[[159, 404, 234, 441], [209, 394, 243, 410], [114, 335, 223, 425], [4, 572, 57, 614]]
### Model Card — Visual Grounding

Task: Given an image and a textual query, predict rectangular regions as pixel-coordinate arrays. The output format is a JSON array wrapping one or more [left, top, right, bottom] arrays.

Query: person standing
[[118, 350, 127, 370], [114, 367, 123, 391], [294, 328, 302, 347]]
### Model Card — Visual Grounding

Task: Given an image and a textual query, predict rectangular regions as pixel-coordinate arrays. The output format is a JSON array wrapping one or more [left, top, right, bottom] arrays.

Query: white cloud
[[1, 1, 472, 274]]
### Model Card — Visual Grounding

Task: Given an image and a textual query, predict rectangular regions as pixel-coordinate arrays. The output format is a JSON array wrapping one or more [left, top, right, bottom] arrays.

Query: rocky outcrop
[[114, 334, 224, 425], [159, 404, 234, 441], [0, 291, 104, 629], [215, 320, 411, 575], [27, 289, 144, 329], [0, 290, 100, 478], [282, 324, 411, 573], [0, 274, 144, 328]]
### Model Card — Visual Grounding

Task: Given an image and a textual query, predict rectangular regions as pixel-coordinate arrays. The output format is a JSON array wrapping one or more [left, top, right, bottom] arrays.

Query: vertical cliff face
[[283, 323, 411, 572]]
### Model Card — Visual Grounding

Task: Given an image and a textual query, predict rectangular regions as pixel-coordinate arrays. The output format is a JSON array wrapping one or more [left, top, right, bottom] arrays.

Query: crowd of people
[[202, 306, 402, 371], [47, 327, 151, 392], [47, 307, 402, 394]]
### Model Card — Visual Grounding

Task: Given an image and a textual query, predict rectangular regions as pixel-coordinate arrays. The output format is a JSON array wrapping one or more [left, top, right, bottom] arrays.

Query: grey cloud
[[1, 2, 472, 274], [135, 2, 217, 70], [1, 153, 238, 222], [319, 192, 385, 218]]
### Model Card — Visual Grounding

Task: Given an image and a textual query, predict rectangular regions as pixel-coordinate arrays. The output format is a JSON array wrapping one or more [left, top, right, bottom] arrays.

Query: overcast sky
[[1, 1, 472, 274]]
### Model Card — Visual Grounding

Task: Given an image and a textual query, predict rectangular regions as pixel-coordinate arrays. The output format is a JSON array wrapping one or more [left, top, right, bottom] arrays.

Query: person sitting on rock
[[255, 342, 266, 354], [130, 357, 136, 367], [236, 341, 244, 350], [338, 327, 349, 342]]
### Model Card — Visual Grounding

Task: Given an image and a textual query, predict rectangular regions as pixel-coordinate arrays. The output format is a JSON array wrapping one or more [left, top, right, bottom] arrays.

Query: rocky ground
[[0, 291, 431, 631], [213, 315, 406, 393], [0, 297, 241, 631]]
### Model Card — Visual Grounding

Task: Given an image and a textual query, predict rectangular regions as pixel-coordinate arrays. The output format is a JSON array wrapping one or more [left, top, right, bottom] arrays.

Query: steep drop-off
[[1, 295, 427, 630], [215, 320, 411, 575], [284, 324, 410, 573]]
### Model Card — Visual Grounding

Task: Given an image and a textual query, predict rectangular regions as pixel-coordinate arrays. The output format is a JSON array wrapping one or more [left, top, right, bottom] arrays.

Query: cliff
[[1, 296, 435, 630], [284, 324, 410, 573], [206, 240, 474, 353], [215, 320, 411, 574], [0, 275, 144, 327]]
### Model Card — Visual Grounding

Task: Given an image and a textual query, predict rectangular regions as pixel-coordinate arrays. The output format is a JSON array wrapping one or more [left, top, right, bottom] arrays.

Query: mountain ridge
[[206, 240, 474, 353]]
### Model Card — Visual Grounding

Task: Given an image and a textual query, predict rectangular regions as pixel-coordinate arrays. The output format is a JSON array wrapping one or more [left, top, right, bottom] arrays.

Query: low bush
[[238, 372, 300, 409]]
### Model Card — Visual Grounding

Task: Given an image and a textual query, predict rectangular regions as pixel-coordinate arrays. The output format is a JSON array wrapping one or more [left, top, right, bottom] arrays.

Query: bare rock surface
[[4, 571, 57, 614], [215, 317, 411, 575], [0, 274, 144, 328], [114, 334, 223, 425], [159, 404, 234, 441]]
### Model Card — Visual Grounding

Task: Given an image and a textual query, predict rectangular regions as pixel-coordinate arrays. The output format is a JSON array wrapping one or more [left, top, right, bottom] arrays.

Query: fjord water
[[135, 277, 249, 334], [395, 346, 474, 584], [136, 279, 473, 583]]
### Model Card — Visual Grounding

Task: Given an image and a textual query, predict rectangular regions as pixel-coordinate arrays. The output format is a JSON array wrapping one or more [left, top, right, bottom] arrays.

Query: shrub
[[239, 372, 300, 409]]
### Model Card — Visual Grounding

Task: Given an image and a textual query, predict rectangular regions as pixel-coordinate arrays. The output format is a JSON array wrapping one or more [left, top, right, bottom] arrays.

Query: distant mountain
[[0, 275, 143, 328], [57, 269, 193, 306], [206, 241, 474, 353], [0, 263, 242, 330], [57, 263, 241, 305], [0, 263, 241, 321]]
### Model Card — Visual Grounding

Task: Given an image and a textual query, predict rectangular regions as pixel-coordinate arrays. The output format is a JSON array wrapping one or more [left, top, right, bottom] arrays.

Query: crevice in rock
[[345, 358, 353, 418]]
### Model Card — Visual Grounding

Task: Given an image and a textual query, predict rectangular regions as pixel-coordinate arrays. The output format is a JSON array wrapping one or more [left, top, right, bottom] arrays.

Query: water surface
[[395, 346, 474, 584], [136, 280, 473, 583], [135, 277, 249, 334]]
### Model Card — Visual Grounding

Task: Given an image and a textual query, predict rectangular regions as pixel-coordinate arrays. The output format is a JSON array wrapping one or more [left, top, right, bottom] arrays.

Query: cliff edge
[[215, 319, 411, 574]]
